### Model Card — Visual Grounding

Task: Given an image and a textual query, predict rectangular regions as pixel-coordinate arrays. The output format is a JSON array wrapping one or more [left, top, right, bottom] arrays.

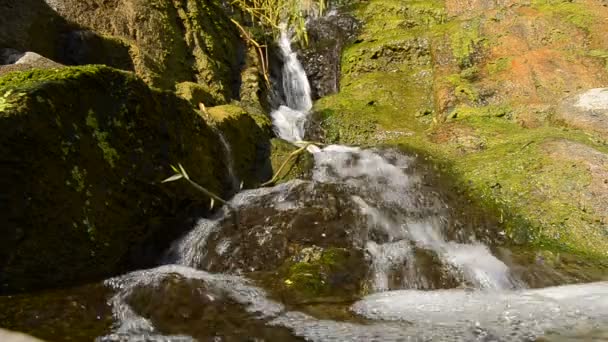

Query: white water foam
[[352, 282, 608, 340], [271, 28, 313, 143], [99, 265, 608, 342]]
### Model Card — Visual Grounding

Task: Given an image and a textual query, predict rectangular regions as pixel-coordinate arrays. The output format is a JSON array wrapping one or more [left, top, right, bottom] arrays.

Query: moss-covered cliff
[[317, 0, 608, 257]]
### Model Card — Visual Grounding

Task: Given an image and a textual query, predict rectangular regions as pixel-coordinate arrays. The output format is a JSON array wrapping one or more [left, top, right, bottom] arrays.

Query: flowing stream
[[90, 28, 608, 341], [4, 27, 605, 342]]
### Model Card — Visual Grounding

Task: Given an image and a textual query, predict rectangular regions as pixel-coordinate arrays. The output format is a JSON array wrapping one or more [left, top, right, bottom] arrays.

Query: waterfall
[[97, 23, 608, 342], [271, 28, 313, 143], [216, 130, 240, 193]]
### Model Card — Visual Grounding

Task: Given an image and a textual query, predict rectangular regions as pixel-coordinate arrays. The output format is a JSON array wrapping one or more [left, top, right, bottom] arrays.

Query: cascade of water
[[100, 264, 608, 342], [97, 22, 608, 342], [216, 129, 240, 193], [271, 28, 313, 142]]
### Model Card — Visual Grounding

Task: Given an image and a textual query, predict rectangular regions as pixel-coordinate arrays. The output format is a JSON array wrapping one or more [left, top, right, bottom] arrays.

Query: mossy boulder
[[45, 0, 242, 95], [183, 181, 371, 304], [1, 0, 241, 100], [0, 65, 235, 293], [0, 0, 134, 72]]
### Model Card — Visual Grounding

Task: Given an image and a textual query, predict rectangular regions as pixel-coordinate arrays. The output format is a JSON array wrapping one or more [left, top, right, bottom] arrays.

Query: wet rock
[[298, 11, 361, 99], [556, 88, 608, 136], [0, 66, 256, 293], [0, 283, 112, 341], [122, 272, 300, 341], [188, 181, 371, 304]]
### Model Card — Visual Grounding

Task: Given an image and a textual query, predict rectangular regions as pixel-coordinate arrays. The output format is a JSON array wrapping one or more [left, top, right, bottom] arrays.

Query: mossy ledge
[[316, 0, 608, 259], [0, 65, 243, 294]]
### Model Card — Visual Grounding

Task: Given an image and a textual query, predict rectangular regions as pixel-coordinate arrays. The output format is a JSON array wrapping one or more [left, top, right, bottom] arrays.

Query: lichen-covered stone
[[556, 88, 608, 136], [0, 65, 234, 293]]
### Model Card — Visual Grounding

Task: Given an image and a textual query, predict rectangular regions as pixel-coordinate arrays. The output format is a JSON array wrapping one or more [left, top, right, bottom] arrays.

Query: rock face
[[0, 0, 134, 73], [1, 0, 242, 100], [0, 66, 270, 294], [556, 88, 608, 136], [298, 11, 361, 100], [316, 0, 608, 256]]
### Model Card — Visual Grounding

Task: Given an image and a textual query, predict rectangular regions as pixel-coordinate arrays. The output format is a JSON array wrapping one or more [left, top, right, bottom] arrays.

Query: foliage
[[163, 163, 228, 209], [231, 0, 326, 43]]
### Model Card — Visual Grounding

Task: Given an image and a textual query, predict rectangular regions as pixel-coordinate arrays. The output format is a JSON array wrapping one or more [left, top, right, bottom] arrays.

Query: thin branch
[[261, 142, 314, 186]]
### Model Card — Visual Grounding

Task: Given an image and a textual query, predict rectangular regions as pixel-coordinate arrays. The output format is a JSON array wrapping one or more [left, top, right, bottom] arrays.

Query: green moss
[[269, 138, 314, 184], [449, 104, 512, 119], [589, 50, 608, 72], [175, 81, 223, 107], [282, 247, 362, 301], [531, 0, 596, 33], [69, 166, 87, 193], [206, 104, 273, 188], [86, 110, 119, 167], [487, 57, 512, 74], [449, 19, 484, 69], [447, 74, 479, 103]]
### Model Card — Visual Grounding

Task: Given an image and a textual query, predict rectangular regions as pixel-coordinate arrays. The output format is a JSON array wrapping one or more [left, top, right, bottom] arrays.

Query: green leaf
[[178, 163, 190, 180], [162, 174, 183, 183]]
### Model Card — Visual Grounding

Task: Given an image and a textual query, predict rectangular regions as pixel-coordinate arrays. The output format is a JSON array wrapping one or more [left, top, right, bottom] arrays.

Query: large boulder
[[0, 65, 267, 294], [45, 0, 242, 95], [0, 0, 134, 73], [1, 0, 242, 99]]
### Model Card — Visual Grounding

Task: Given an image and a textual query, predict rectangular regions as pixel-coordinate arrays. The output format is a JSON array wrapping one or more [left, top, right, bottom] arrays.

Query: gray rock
[[556, 88, 608, 136], [0, 329, 44, 342], [0, 49, 62, 76], [297, 10, 361, 100]]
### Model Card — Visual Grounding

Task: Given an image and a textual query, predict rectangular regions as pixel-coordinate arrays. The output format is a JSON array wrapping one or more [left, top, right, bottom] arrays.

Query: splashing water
[[271, 28, 313, 142]]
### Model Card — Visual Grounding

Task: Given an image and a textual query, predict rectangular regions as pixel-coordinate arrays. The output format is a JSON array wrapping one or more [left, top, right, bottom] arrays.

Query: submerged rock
[[122, 272, 300, 341], [0, 66, 269, 294]]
